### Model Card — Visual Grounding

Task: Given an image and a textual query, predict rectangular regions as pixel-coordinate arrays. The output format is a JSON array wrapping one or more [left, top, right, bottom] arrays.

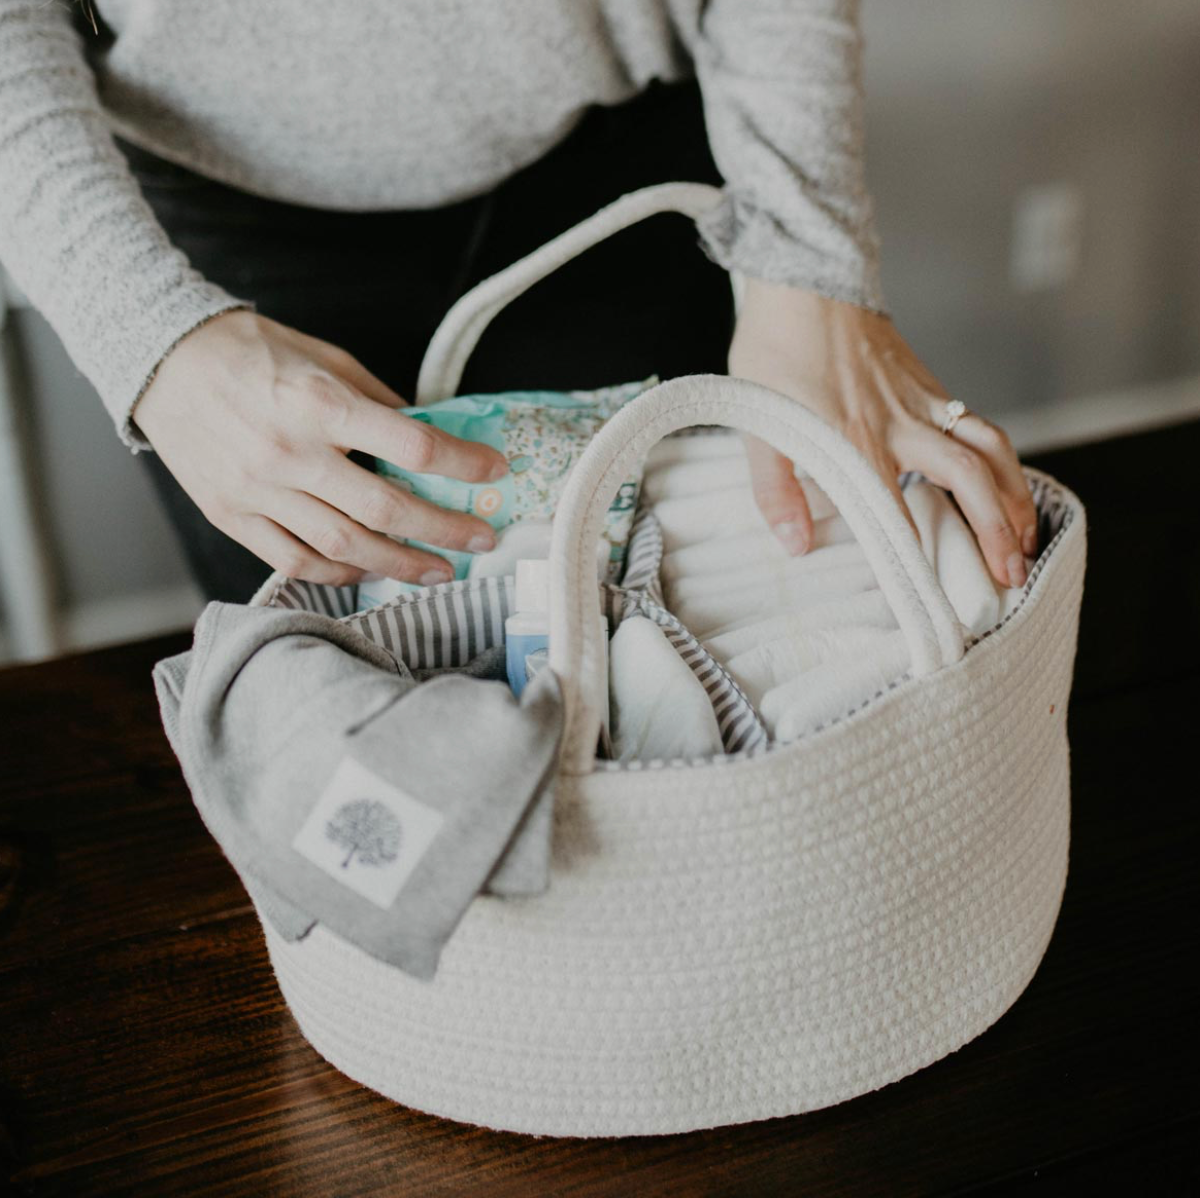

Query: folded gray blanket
[[153, 602, 563, 980]]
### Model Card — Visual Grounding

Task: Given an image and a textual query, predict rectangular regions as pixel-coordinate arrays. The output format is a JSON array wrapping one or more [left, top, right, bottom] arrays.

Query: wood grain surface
[[3, 420, 1198, 1197]]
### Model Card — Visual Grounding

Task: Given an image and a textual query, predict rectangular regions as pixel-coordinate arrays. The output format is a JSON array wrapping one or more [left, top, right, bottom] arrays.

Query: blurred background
[[2, 0, 1198, 665]]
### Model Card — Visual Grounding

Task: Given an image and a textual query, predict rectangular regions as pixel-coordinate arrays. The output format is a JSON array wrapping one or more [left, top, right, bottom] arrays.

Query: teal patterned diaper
[[372, 376, 657, 590]]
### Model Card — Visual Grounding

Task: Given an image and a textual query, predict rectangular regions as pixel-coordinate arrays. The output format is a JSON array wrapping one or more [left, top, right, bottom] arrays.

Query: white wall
[[862, 0, 1200, 412], [0, 285, 202, 663]]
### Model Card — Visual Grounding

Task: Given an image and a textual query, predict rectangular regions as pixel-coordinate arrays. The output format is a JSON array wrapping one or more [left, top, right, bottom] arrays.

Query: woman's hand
[[132, 309, 507, 585], [728, 278, 1039, 590]]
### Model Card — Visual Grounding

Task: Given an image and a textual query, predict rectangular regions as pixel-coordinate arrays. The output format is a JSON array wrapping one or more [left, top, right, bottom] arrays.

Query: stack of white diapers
[[638, 432, 1027, 744]]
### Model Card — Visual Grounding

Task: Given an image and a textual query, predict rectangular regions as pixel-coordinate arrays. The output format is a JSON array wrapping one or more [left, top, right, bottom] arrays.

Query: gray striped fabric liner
[[632, 597, 770, 754], [599, 584, 637, 631], [620, 507, 666, 606], [1029, 473, 1072, 547], [339, 575, 515, 670], [603, 507, 769, 754], [269, 576, 360, 618]]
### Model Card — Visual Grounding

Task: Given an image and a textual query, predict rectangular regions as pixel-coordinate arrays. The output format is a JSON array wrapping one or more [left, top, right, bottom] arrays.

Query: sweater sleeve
[[0, 1, 254, 453], [690, 0, 887, 314]]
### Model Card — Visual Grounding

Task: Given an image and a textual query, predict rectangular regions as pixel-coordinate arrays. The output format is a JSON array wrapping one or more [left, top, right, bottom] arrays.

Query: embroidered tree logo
[[324, 798, 402, 869]]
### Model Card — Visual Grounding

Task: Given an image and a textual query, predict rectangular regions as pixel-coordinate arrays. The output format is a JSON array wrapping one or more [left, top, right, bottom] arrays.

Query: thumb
[[742, 433, 815, 556]]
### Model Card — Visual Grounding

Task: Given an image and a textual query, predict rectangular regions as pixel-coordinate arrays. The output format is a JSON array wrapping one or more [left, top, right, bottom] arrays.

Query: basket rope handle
[[414, 182, 733, 405], [548, 374, 967, 773], [413, 181, 964, 769]]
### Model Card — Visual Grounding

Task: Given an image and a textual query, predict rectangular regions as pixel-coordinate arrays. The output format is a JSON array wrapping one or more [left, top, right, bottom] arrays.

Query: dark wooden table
[[3, 420, 1198, 1197]]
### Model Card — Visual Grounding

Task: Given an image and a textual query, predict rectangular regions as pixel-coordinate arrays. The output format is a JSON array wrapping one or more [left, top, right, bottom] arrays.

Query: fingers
[[231, 513, 370, 587], [744, 427, 918, 559], [340, 399, 509, 484], [260, 490, 459, 585], [868, 345, 1035, 580], [727, 291, 1037, 590], [263, 349, 507, 482], [306, 451, 499, 554], [897, 419, 1034, 589], [742, 433, 815, 555], [923, 400, 1040, 559]]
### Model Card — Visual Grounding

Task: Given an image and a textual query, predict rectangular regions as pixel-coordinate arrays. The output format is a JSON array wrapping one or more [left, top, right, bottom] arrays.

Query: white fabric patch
[[291, 757, 444, 909]]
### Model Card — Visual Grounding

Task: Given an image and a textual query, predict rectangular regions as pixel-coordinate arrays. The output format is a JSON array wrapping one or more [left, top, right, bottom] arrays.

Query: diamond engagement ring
[[940, 398, 969, 435]]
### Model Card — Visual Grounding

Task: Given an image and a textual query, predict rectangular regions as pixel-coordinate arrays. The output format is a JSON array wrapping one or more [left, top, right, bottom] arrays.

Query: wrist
[[132, 307, 251, 440], [733, 279, 849, 371], [737, 277, 883, 335]]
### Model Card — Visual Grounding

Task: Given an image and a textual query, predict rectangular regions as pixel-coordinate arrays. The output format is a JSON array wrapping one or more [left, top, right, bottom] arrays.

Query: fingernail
[[486, 457, 509, 482], [773, 520, 809, 555], [1021, 525, 1038, 557], [1007, 551, 1027, 589], [419, 568, 452, 586], [467, 532, 496, 553]]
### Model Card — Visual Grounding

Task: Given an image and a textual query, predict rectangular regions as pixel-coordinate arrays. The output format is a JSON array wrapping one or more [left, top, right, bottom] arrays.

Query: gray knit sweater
[[0, 0, 885, 453]]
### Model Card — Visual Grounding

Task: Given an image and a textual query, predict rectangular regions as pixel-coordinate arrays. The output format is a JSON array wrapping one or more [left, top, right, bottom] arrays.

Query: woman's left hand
[[728, 277, 1039, 591]]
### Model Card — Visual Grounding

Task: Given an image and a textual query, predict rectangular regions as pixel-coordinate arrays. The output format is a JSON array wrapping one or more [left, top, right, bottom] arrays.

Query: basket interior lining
[[264, 458, 1078, 771]]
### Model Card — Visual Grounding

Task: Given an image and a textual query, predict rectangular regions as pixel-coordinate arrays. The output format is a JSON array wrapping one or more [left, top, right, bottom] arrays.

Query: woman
[[0, 0, 1038, 603]]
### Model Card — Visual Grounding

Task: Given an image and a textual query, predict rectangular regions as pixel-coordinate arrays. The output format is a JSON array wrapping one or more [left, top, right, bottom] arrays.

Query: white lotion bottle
[[505, 559, 552, 699], [505, 558, 610, 754]]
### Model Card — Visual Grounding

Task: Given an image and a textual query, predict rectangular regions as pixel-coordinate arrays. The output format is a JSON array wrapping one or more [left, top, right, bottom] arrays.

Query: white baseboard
[[1004, 373, 1200, 456], [1, 582, 204, 668], [60, 583, 204, 658]]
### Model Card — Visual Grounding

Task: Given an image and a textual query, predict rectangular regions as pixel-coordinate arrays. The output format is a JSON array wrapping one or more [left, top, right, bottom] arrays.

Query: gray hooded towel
[[153, 602, 564, 981]]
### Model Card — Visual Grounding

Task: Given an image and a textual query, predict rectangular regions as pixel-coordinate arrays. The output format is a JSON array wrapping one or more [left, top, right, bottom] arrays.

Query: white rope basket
[[248, 183, 1088, 1138]]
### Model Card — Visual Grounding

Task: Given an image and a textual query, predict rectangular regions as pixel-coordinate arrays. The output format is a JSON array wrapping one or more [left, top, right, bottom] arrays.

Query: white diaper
[[637, 432, 1022, 743], [607, 615, 725, 764]]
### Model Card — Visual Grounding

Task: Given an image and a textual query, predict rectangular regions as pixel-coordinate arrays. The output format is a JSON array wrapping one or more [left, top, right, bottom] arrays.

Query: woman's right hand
[[131, 309, 508, 586]]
